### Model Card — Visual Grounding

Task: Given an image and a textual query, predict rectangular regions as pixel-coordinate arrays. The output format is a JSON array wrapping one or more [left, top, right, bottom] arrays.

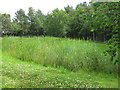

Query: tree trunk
[[93, 32, 95, 41]]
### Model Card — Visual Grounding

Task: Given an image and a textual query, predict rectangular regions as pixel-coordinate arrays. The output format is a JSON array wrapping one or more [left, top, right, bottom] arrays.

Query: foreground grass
[[2, 36, 118, 74], [1, 53, 118, 88]]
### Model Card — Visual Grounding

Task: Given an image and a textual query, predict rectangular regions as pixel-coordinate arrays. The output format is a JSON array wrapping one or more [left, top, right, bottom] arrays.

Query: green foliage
[[102, 2, 120, 65], [2, 37, 118, 74], [64, 5, 74, 13], [1, 14, 13, 36], [0, 14, 3, 35], [43, 9, 69, 37], [13, 9, 29, 35], [1, 2, 119, 41], [11, 22, 21, 35], [28, 7, 45, 35]]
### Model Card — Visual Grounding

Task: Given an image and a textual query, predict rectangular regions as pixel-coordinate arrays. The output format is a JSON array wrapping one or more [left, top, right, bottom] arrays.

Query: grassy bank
[[1, 52, 118, 88], [2, 36, 118, 74]]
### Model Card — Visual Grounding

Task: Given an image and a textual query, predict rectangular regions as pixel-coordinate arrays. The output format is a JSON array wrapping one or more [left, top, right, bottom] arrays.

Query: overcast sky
[[0, 0, 91, 18]]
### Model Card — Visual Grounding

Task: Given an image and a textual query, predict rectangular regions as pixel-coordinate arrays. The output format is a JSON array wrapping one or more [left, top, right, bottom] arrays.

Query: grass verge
[[1, 52, 118, 88]]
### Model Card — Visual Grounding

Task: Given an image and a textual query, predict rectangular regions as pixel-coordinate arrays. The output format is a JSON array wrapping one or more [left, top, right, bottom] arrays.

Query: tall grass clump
[[2, 36, 118, 74]]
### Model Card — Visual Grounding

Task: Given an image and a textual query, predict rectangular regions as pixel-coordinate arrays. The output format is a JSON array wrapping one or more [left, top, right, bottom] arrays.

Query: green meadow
[[1, 37, 118, 88]]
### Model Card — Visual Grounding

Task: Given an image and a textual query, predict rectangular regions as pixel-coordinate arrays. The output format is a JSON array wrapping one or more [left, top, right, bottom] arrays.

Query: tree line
[[0, 2, 119, 42]]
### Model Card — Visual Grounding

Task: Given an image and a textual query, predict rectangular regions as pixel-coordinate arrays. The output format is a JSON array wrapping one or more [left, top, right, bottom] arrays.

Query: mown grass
[[1, 52, 118, 88], [2, 36, 118, 74]]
